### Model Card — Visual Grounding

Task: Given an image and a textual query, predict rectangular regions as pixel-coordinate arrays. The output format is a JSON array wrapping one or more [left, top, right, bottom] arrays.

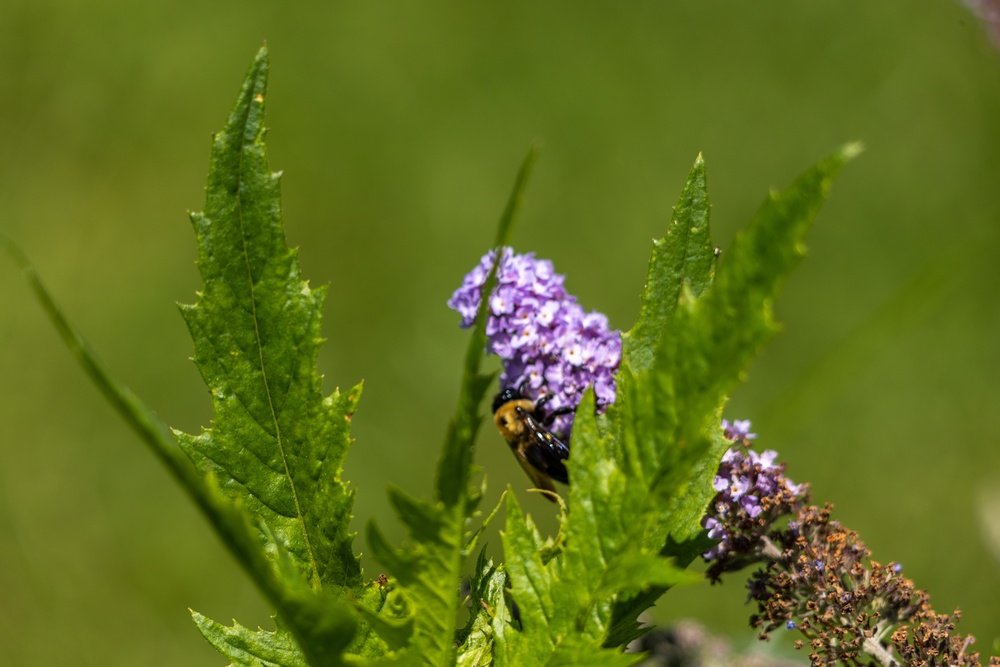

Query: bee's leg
[[540, 405, 574, 427]]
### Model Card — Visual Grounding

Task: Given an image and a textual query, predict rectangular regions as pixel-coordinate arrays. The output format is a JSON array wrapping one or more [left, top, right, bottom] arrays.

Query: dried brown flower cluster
[[748, 504, 998, 666], [703, 429, 998, 666]]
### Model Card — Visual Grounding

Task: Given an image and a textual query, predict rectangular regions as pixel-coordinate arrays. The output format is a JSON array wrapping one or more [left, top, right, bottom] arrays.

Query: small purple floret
[[722, 419, 757, 442]]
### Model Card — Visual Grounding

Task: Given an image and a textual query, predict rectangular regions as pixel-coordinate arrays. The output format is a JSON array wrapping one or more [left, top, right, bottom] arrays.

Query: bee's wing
[[510, 450, 559, 497], [519, 415, 570, 485]]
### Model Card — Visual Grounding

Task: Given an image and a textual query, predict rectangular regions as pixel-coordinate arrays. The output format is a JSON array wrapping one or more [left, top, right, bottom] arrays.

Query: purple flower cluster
[[702, 421, 804, 564], [703, 424, 997, 665], [448, 247, 621, 437]]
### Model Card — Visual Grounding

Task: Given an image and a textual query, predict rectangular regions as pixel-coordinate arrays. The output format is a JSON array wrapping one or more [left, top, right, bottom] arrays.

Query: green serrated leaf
[[174, 45, 362, 601], [2, 151, 357, 667], [623, 154, 716, 373], [192, 613, 309, 667]]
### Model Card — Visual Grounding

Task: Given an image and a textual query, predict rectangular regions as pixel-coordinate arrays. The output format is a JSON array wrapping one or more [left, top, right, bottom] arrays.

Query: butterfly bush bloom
[[702, 420, 805, 569], [448, 247, 621, 438], [703, 424, 997, 666]]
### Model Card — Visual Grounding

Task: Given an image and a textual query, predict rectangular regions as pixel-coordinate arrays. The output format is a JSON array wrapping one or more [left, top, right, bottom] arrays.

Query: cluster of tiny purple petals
[[702, 421, 804, 565], [701, 425, 997, 665], [448, 247, 621, 437]]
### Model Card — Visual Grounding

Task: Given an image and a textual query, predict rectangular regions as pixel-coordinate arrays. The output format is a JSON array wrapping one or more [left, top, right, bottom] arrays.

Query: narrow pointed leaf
[[2, 229, 352, 664], [436, 146, 538, 507], [173, 46, 363, 599], [623, 155, 716, 373], [164, 46, 394, 666], [0, 235, 203, 501], [367, 148, 537, 665]]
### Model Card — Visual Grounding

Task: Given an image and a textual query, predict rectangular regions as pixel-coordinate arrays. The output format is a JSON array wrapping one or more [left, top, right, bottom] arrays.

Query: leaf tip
[[254, 43, 269, 65], [840, 141, 865, 162]]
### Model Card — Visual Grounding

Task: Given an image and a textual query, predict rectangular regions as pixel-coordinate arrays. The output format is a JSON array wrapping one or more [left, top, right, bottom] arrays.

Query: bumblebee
[[492, 386, 572, 498]]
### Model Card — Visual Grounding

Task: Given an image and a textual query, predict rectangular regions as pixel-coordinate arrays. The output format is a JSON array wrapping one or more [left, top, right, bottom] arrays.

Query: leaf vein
[[234, 111, 321, 588]]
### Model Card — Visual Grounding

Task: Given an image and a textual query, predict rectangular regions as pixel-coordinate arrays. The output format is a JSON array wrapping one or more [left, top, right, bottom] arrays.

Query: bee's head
[[492, 386, 525, 414]]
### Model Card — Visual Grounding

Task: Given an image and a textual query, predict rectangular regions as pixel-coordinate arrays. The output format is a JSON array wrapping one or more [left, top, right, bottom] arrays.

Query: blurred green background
[[2, 0, 1000, 664]]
